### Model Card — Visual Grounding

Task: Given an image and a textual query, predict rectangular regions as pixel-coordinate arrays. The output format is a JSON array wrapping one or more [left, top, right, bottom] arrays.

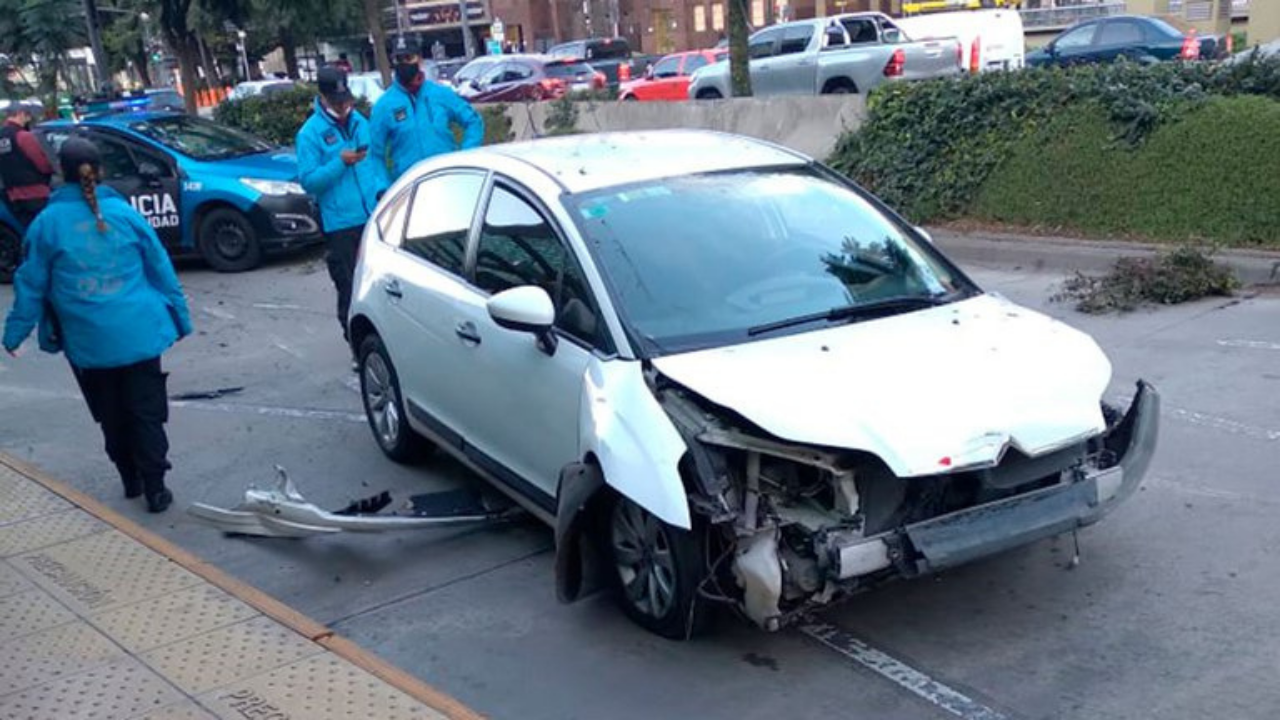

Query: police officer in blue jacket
[[296, 67, 385, 348], [369, 47, 485, 186], [3, 137, 193, 513]]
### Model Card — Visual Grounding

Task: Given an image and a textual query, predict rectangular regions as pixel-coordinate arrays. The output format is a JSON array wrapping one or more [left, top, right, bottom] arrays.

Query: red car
[[618, 49, 726, 102]]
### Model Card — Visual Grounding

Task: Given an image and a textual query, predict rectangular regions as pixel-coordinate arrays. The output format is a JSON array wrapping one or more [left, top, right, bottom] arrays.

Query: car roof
[[482, 130, 809, 194], [40, 111, 184, 129]]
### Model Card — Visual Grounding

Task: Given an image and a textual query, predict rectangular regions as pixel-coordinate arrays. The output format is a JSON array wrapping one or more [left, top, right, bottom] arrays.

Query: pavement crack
[[324, 546, 553, 628]]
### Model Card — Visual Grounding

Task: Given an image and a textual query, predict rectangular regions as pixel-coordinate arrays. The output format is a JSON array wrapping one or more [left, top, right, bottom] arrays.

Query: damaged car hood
[[651, 294, 1112, 478]]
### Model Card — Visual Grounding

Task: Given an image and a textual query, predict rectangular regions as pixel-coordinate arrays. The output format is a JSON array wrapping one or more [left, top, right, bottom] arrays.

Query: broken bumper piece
[[187, 466, 523, 538], [826, 380, 1160, 579]]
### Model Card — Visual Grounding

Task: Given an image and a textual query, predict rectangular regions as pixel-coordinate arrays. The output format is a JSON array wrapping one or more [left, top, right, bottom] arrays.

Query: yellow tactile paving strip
[[0, 455, 483, 720]]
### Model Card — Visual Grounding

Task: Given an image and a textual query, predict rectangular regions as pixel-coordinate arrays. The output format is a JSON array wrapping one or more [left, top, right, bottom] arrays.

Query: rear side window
[[779, 25, 814, 55], [401, 172, 486, 275], [1056, 23, 1097, 50], [841, 19, 879, 45], [1097, 20, 1143, 46], [544, 61, 594, 78], [376, 189, 411, 246], [683, 54, 712, 74], [750, 28, 783, 59]]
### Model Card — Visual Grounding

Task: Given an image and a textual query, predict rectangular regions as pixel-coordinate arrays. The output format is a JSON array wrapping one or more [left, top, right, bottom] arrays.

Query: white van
[[896, 9, 1025, 73]]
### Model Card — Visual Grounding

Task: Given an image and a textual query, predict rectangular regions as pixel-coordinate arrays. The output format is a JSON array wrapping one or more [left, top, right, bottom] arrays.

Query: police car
[[0, 109, 322, 282]]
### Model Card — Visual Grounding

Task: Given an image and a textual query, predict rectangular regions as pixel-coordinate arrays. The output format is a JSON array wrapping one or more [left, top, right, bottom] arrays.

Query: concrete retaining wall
[[503, 96, 867, 160]]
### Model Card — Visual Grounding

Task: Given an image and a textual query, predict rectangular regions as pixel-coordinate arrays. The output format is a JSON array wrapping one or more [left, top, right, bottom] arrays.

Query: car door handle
[[383, 279, 403, 298], [455, 321, 481, 345]]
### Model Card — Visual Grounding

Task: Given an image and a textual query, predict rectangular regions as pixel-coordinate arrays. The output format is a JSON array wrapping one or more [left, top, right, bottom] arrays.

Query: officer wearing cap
[[369, 46, 484, 186], [295, 67, 384, 350]]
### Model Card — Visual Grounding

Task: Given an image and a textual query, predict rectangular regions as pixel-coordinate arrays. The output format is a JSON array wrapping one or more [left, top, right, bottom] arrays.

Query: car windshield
[[544, 61, 594, 78], [568, 168, 972, 354], [127, 116, 273, 160]]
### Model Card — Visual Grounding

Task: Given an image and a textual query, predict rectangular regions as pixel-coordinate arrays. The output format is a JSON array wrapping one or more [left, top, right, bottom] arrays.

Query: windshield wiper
[[747, 292, 963, 337]]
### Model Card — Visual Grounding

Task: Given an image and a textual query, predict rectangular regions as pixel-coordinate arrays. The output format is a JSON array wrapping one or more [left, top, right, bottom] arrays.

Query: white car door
[[382, 170, 489, 450], [445, 180, 606, 506]]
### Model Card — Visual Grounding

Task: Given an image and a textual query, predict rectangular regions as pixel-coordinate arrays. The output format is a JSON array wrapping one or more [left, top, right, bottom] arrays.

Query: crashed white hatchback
[[346, 130, 1159, 639]]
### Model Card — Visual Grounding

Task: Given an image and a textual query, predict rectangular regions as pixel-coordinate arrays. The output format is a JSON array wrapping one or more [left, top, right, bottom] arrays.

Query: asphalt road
[[2, 249, 1277, 720]]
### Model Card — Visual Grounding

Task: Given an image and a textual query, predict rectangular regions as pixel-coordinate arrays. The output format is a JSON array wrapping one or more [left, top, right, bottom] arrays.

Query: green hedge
[[827, 56, 1280, 225], [974, 96, 1280, 248], [213, 84, 511, 148]]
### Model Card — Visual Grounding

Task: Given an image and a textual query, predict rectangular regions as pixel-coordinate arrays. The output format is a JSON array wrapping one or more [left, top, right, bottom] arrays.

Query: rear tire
[[695, 88, 723, 100], [0, 223, 20, 285], [198, 207, 263, 273], [823, 79, 857, 95], [359, 334, 431, 463], [607, 495, 712, 639]]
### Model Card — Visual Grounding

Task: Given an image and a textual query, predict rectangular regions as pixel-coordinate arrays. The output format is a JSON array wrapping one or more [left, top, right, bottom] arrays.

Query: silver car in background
[[347, 130, 1157, 639], [688, 12, 962, 98]]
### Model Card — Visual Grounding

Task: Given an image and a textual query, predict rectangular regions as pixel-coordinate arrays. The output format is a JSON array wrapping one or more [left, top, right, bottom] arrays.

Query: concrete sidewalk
[[0, 453, 481, 720]]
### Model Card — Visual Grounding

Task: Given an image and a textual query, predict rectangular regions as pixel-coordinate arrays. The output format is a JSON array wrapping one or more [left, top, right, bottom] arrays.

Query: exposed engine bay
[[655, 377, 1158, 631]]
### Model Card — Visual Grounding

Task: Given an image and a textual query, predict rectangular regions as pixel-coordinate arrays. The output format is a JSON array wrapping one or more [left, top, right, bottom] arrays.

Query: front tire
[[607, 495, 711, 639], [198, 208, 263, 273], [359, 334, 430, 463], [0, 223, 20, 284]]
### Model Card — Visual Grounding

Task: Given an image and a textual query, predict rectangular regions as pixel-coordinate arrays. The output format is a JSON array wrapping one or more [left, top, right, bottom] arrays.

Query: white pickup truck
[[687, 12, 963, 99]]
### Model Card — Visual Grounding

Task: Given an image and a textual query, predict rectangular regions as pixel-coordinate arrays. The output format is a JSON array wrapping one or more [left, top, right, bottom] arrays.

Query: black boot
[[146, 488, 173, 513]]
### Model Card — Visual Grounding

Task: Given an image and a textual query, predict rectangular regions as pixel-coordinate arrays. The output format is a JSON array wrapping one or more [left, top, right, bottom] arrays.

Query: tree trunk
[[281, 28, 299, 79], [133, 50, 153, 87], [728, 0, 752, 97], [548, 0, 562, 44], [196, 33, 218, 91], [175, 36, 201, 114], [363, 0, 392, 87]]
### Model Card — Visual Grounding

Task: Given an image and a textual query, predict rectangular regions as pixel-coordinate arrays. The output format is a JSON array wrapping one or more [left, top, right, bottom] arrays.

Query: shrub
[[544, 97, 581, 136], [1052, 246, 1239, 314], [973, 96, 1280, 248], [826, 56, 1280, 224]]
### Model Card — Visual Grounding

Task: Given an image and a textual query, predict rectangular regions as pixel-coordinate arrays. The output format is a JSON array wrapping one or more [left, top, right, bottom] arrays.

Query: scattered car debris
[[187, 466, 522, 538], [171, 386, 246, 401]]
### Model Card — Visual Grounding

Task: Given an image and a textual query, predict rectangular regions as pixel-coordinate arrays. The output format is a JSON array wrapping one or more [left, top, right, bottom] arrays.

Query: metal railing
[[1019, 1, 1126, 30]]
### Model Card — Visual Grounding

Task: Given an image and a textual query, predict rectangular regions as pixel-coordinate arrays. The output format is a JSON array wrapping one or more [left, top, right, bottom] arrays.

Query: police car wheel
[[0, 224, 19, 285], [198, 208, 263, 273]]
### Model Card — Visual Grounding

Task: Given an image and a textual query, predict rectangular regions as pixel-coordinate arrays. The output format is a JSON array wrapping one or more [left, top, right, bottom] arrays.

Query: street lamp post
[[236, 29, 250, 81]]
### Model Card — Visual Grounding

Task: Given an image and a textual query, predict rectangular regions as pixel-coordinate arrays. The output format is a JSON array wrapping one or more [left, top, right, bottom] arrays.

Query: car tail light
[[970, 36, 981, 74], [1181, 32, 1201, 60], [619, 63, 632, 82], [884, 48, 906, 78], [540, 78, 566, 97], [1225, 33, 1234, 55]]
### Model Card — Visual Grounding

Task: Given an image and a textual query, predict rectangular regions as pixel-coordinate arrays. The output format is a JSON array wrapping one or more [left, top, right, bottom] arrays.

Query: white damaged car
[[348, 130, 1159, 638]]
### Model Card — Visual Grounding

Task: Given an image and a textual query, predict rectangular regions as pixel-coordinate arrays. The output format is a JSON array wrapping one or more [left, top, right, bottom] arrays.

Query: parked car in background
[[896, 8, 1025, 73], [459, 55, 603, 103], [548, 37, 655, 88], [452, 56, 504, 92], [688, 12, 963, 99], [348, 129, 1159, 639], [436, 58, 471, 83], [229, 79, 298, 101], [347, 71, 387, 104], [1026, 15, 1229, 67], [143, 88, 186, 112], [619, 49, 727, 101]]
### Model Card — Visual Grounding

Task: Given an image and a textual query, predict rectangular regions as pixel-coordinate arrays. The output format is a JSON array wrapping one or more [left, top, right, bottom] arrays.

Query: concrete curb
[[929, 228, 1280, 287], [0, 451, 486, 720]]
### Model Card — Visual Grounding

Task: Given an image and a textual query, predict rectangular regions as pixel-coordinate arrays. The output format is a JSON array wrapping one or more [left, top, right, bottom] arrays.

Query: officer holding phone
[[296, 67, 385, 354]]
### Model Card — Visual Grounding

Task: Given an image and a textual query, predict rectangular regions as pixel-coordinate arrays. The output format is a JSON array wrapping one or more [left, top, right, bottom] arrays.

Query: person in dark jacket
[[296, 67, 385, 349], [0, 106, 55, 229], [2, 137, 194, 513]]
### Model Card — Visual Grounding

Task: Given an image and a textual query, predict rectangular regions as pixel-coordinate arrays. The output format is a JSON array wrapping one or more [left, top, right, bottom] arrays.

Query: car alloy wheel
[[611, 497, 678, 620], [363, 351, 401, 449]]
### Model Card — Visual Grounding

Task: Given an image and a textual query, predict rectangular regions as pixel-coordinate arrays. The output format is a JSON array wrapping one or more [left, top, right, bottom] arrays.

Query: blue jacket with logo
[[295, 99, 385, 233], [369, 80, 484, 185], [2, 185, 194, 369]]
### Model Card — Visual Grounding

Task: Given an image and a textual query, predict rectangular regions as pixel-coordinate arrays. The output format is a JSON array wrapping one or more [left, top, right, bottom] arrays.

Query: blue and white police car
[[0, 110, 322, 281]]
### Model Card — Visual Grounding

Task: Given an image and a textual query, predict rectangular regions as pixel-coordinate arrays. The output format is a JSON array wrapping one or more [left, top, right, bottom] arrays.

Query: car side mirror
[[488, 285, 558, 355]]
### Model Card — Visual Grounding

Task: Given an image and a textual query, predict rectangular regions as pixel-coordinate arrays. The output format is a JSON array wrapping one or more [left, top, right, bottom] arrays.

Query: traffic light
[[151, 50, 163, 63]]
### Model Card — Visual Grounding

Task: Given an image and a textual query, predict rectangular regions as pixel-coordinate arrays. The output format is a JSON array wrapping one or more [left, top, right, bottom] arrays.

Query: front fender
[[579, 359, 691, 530]]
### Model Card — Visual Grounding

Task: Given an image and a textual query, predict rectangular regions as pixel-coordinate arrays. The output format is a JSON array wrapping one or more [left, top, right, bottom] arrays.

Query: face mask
[[395, 63, 422, 87], [321, 100, 350, 124]]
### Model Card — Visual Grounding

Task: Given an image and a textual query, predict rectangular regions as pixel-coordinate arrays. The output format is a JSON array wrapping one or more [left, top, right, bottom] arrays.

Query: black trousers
[[72, 357, 171, 499], [7, 197, 48, 230], [325, 226, 362, 344]]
